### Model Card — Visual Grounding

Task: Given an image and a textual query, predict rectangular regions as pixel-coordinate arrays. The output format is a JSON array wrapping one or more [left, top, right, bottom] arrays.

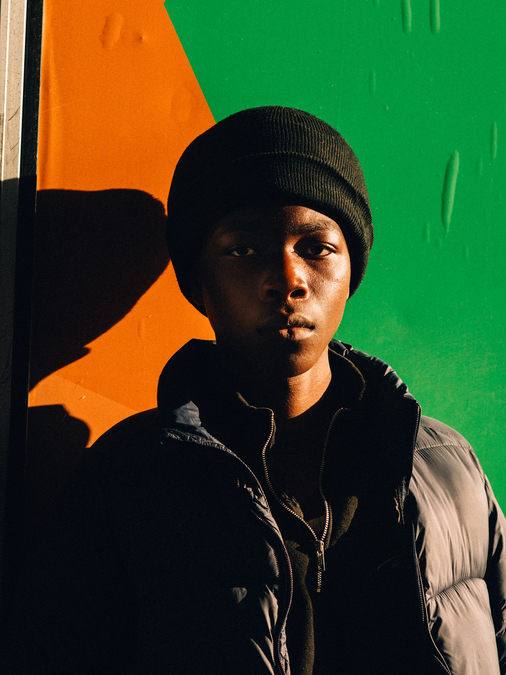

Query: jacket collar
[[157, 339, 421, 505], [157, 339, 365, 434]]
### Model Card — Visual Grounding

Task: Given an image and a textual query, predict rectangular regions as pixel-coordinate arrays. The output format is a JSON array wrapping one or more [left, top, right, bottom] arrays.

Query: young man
[[5, 107, 506, 674]]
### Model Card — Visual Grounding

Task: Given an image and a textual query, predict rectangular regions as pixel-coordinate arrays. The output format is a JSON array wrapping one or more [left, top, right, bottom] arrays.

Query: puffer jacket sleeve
[[411, 417, 506, 674], [484, 475, 506, 672]]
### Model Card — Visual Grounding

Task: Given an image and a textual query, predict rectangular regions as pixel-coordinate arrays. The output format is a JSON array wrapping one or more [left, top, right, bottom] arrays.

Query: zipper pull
[[316, 539, 326, 571], [315, 539, 325, 593], [394, 487, 405, 524]]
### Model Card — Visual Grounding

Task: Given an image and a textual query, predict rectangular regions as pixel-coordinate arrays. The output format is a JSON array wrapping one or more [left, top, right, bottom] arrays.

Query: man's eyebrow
[[288, 221, 338, 235]]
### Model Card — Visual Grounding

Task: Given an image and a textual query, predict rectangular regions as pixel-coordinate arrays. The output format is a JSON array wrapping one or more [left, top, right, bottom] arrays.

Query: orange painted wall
[[27, 0, 214, 523]]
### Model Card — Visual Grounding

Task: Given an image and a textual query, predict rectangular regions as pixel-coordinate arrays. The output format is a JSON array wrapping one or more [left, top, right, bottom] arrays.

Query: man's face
[[193, 204, 351, 381]]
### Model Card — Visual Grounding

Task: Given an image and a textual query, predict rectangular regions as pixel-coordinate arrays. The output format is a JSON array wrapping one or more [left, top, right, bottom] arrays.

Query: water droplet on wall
[[100, 13, 124, 50], [430, 0, 440, 35], [441, 150, 460, 233], [401, 0, 412, 34]]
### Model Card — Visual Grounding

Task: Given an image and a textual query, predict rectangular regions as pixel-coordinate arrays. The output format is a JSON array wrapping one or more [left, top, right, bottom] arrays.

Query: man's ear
[[190, 280, 204, 308]]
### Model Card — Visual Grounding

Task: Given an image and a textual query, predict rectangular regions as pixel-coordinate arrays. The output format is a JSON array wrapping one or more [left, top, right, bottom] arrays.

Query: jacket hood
[[157, 340, 420, 495], [157, 339, 364, 431]]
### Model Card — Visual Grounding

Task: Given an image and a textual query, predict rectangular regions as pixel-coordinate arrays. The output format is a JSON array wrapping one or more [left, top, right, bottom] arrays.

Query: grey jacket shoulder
[[413, 415, 485, 480]]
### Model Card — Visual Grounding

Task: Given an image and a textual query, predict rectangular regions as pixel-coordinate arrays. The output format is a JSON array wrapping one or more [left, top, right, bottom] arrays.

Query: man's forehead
[[213, 206, 342, 237]]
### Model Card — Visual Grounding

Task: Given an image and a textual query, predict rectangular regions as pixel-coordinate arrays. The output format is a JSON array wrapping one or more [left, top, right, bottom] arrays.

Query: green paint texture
[[165, 0, 506, 505]]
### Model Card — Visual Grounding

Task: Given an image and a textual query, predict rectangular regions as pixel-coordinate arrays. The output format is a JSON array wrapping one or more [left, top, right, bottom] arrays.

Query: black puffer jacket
[[4, 340, 506, 674]]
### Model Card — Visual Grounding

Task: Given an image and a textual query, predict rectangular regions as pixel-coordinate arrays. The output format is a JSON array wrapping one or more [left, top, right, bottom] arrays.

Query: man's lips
[[257, 314, 315, 334]]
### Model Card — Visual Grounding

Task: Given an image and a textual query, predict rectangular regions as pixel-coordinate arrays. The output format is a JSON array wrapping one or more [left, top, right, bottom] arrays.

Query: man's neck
[[224, 348, 333, 429]]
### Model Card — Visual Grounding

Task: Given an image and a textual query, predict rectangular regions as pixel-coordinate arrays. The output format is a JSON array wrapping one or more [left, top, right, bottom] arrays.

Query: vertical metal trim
[[0, 0, 28, 178], [0, 0, 42, 620]]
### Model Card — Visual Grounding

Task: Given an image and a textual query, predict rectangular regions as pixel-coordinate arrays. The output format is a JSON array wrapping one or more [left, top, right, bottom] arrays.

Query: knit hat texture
[[166, 106, 373, 309]]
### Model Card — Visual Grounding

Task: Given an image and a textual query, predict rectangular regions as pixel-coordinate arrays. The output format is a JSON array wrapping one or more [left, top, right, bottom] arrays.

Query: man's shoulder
[[415, 415, 473, 453], [91, 408, 160, 454], [412, 415, 486, 492], [75, 408, 164, 482]]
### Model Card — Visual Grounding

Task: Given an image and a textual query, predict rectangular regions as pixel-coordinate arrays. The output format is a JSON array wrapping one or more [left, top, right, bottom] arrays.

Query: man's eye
[[228, 246, 256, 257], [305, 244, 332, 257]]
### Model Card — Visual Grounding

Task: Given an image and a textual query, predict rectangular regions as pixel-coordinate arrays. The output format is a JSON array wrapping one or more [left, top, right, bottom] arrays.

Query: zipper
[[261, 407, 343, 593]]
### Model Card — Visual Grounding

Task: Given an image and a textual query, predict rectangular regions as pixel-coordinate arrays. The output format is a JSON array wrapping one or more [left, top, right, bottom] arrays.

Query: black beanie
[[166, 106, 373, 310]]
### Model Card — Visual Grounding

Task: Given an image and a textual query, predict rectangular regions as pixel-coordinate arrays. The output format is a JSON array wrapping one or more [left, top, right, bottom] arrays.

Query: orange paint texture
[[28, 0, 214, 519]]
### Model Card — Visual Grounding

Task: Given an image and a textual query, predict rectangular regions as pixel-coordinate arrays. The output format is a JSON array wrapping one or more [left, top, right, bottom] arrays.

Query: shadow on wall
[[30, 189, 169, 386], [26, 188, 169, 533]]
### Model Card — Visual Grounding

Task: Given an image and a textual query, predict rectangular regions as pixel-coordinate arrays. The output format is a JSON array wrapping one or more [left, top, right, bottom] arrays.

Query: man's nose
[[260, 251, 309, 302]]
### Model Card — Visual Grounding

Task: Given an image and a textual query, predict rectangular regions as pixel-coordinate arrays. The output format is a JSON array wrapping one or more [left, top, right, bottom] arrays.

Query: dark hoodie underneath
[[185, 343, 433, 675]]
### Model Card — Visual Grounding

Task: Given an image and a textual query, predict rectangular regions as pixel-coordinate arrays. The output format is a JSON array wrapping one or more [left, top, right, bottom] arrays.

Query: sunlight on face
[[193, 205, 351, 380]]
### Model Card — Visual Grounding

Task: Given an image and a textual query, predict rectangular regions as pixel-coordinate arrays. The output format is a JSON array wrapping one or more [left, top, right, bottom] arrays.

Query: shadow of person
[[30, 189, 169, 386], [26, 188, 169, 539]]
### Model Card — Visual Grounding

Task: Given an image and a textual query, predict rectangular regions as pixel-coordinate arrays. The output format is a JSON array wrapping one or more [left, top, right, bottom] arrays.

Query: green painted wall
[[165, 0, 506, 505]]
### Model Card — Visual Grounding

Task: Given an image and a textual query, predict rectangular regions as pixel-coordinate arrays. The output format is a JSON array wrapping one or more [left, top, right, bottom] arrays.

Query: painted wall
[[166, 0, 506, 505], [27, 0, 214, 527], [28, 0, 505, 525]]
